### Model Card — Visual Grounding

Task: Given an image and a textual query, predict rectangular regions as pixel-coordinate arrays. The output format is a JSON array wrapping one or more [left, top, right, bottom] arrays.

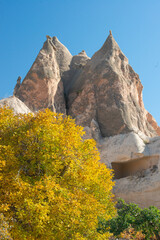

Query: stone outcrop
[[99, 131, 160, 173], [0, 96, 32, 114], [13, 32, 160, 139], [52, 36, 72, 93], [14, 36, 68, 113], [100, 132, 146, 168], [8, 32, 160, 208], [114, 169, 160, 208], [67, 33, 160, 138], [65, 50, 90, 95], [99, 131, 160, 208]]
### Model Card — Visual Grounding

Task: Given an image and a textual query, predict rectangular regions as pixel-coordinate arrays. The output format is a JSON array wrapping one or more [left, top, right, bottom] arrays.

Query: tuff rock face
[[13, 32, 160, 139], [5, 32, 160, 208], [67, 32, 160, 137], [52, 36, 72, 93], [99, 131, 160, 208], [66, 50, 90, 95], [114, 170, 160, 208], [14, 36, 68, 114], [0, 96, 32, 114]]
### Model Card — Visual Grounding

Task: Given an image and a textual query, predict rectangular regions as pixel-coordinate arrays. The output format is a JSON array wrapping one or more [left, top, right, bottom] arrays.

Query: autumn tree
[[0, 107, 116, 240]]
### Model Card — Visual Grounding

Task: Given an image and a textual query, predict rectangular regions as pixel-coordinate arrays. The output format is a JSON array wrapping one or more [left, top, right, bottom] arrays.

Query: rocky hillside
[[2, 31, 160, 208]]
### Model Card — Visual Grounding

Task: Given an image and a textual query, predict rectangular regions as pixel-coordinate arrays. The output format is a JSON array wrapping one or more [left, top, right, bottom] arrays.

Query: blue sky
[[1, 0, 160, 124]]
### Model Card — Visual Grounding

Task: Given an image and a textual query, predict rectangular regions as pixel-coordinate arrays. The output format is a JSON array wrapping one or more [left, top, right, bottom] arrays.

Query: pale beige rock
[[52, 36, 72, 76], [101, 132, 160, 208], [14, 33, 160, 138], [15, 37, 66, 113], [67, 33, 160, 138], [90, 119, 102, 142], [70, 50, 90, 70], [64, 50, 90, 96], [52, 36, 72, 93], [145, 136, 160, 161], [96, 130, 160, 208], [0, 96, 32, 114], [100, 132, 146, 168], [114, 169, 160, 208], [83, 119, 102, 142]]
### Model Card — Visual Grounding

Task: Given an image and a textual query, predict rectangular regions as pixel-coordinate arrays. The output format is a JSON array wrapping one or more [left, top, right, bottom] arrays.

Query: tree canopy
[[98, 198, 160, 240], [0, 107, 116, 240]]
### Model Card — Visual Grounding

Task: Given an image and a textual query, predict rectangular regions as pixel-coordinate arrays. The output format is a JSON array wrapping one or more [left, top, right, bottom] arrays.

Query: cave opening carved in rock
[[112, 155, 159, 179]]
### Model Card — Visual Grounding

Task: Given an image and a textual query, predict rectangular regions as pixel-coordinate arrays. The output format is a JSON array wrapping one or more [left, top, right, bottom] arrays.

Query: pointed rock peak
[[100, 30, 120, 53], [42, 35, 56, 53], [52, 36, 58, 42], [47, 36, 72, 79], [52, 36, 64, 46], [71, 50, 90, 68], [52, 36, 72, 58], [91, 30, 128, 66], [46, 35, 52, 40], [78, 50, 88, 56]]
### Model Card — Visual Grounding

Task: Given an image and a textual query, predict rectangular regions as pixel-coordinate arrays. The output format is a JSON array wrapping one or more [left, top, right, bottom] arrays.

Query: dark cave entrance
[[112, 155, 159, 179]]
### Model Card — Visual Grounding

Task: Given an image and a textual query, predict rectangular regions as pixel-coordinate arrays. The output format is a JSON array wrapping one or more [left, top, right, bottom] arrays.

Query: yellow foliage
[[0, 107, 116, 239], [119, 227, 146, 239]]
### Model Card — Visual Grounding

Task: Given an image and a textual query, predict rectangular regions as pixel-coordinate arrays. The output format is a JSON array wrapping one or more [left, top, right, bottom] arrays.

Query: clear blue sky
[[1, 0, 160, 124]]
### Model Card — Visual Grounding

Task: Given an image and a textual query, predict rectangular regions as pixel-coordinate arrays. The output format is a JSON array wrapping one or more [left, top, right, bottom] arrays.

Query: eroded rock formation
[[14, 36, 67, 113], [67, 33, 160, 137], [114, 167, 160, 208], [0, 96, 32, 114], [13, 32, 160, 139], [2, 32, 160, 208]]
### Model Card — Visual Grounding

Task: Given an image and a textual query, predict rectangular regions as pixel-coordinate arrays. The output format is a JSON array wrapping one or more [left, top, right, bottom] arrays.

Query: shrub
[[98, 198, 160, 240]]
